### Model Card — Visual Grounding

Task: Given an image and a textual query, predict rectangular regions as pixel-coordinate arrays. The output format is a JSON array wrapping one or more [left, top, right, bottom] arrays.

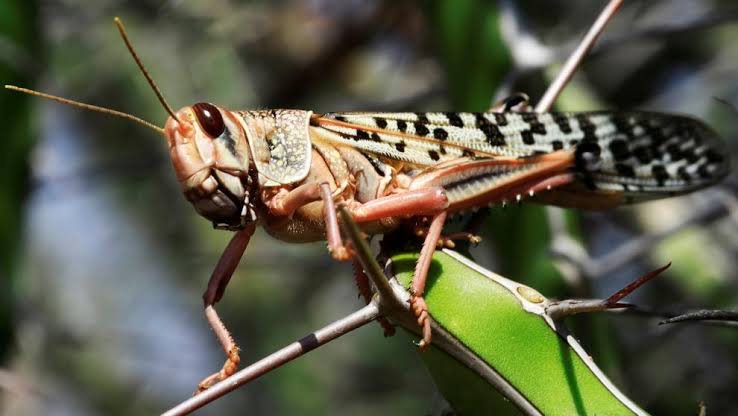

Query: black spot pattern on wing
[[553, 114, 573, 134], [415, 122, 429, 136], [433, 128, 449, 140], [315, 111, 728, 199], [494, 113, 508, 126], [517, 112, 552, 148], [521, 130, 535, 145], [685, 151, 700, 164], [704, 149, 725, 164], [521, 113, 537, 123], [576, 114, 598, 141], [611, 116, 635, 140], [633, 146, 654, 164], [609, 139, 630, 161], [446, 112, 464, 128], [575, 141, 602, 170], [476, 114, 505, 146], [697, 164, 713, 178], [651, 164, 669, 185], [677, 166, 691, 181], [615, 163, 635, 178], [665, 143, 684, 162], [530, 122, 547, 135], [573, 112, 727, 198]]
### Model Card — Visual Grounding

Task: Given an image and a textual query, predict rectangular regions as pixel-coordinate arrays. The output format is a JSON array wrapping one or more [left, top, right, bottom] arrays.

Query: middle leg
[[341, 187, 451, 347]]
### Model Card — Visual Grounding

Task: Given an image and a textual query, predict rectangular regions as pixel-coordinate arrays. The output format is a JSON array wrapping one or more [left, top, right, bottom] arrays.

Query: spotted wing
[[569, 111, 728, 199], [311, 111, 729, 200], [311, 111, 537, 166]]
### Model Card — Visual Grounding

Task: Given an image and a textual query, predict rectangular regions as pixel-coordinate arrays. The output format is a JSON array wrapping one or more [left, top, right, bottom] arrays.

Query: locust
[[6, 18, 730, 393]]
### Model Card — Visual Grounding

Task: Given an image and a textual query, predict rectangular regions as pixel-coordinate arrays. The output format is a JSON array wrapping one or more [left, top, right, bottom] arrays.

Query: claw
[[435, 232, 481, 248], [410, 296, 432, 350], [330, 245, 353, 261], [195, 346, 240, 395]]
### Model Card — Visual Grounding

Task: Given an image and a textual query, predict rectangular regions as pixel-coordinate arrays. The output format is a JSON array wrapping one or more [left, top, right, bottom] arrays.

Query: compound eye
[[192, 102, 225, 138]]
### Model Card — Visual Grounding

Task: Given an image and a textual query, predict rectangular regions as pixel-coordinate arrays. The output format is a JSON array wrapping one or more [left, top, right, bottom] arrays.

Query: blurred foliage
[[427, 0, 511, 110], [1, 0, 738, 415], [0, 0, 39, 363]]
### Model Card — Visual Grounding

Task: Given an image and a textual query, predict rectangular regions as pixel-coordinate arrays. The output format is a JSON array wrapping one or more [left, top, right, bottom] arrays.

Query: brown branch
[[534, 0, 624, 112], [591, 10, 738, 59], [659, 309, 738, 326], [162, 302, 381, 416], [531, 0, 624, 295], [546, 263, 670, 320]]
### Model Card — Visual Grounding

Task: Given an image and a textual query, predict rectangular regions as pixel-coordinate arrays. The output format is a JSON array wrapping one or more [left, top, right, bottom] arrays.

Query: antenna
[[5, 85, 165, 135], [114, 17, 180, 124]]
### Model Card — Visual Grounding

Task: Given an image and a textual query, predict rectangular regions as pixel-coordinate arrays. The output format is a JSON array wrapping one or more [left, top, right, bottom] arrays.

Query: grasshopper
[[6, 18, 729, 393]]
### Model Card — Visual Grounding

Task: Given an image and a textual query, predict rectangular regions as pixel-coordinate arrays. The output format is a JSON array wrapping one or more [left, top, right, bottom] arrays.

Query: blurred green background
[[1, 0, 737, 415]]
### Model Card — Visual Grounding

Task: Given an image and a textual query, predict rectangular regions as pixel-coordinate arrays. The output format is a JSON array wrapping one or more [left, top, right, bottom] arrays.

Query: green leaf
[[391, 250, 647, 415]]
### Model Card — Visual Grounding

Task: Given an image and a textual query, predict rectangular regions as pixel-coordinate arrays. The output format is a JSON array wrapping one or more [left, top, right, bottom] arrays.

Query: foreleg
[[197, 223, 256, 393], [267, 182, 351, 261]]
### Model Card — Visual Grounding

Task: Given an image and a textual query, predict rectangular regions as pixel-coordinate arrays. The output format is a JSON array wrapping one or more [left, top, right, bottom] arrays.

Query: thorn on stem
[[606, 262, 671, 304]]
